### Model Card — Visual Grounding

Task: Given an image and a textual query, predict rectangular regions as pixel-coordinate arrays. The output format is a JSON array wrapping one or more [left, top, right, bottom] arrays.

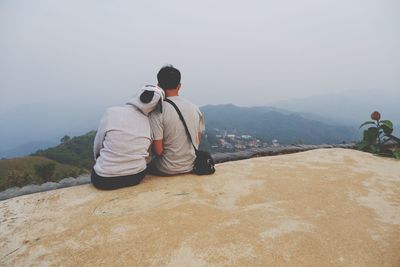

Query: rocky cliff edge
[[1, 148, 399, 266]]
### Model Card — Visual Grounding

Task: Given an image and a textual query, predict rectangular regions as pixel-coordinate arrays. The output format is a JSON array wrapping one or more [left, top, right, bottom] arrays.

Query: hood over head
[[126, 85, 165, 115]]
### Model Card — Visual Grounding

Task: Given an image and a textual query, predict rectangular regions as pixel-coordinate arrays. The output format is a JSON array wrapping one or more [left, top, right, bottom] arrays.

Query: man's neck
[[165, 90, 179, 97]]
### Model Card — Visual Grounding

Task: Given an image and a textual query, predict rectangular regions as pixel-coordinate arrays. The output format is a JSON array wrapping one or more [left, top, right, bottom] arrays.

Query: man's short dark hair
[[157, 65, 181, 90]]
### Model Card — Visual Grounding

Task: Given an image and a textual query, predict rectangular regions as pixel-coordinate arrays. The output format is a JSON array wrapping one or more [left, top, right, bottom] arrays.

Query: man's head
[[157, 65, 181, 91]]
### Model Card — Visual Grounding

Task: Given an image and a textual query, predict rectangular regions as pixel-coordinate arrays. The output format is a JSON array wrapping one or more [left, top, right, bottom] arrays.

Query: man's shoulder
[[168, 97, 201, 113]]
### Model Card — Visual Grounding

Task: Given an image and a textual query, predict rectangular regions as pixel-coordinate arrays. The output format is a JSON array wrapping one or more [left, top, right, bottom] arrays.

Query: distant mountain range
[[0, 141, 57, 159], [4, 88, 396, 158], [200, 105, 359, 145], [273, 89, 400, 126], [0, 102, 107, 158]]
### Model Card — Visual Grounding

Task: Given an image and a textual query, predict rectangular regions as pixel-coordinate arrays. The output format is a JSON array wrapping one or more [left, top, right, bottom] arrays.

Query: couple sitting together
[[91, 65, 208, 190]]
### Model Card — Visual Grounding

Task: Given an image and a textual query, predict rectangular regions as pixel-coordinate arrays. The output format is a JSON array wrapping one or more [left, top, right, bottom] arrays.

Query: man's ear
[[140, 90, 155, 103]]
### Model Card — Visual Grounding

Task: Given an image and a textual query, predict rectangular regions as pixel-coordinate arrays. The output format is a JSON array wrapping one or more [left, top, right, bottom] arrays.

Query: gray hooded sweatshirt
[[93, 85, 164, 177]]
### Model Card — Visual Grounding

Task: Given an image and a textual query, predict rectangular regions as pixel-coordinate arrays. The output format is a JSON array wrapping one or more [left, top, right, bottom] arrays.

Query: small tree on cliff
[[358, 111, 400, 159], [60, 135, 71, 144]]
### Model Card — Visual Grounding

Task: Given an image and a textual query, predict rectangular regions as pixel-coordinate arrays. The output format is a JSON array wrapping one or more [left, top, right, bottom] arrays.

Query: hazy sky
[[1, 0, 399, 111]]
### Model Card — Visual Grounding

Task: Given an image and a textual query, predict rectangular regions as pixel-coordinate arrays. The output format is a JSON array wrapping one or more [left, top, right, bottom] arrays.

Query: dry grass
[[0, 156, 86, 191]]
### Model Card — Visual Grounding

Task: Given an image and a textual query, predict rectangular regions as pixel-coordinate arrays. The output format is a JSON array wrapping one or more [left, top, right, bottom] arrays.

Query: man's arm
[[198, 110, 205, 146], [152, 139, 164, 156], [149, 111, 164, 156]]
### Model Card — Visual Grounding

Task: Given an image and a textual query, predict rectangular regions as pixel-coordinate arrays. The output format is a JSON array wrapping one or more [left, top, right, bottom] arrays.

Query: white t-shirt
[[149, 96, 205, 175]]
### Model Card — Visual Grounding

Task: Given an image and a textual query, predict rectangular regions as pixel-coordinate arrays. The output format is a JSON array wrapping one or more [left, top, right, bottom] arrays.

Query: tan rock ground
[[1, 148, 399, 266]]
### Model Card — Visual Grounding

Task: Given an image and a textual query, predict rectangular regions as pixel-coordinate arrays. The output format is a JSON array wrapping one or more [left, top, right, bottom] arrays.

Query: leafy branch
[[358, 111, 400, 159]]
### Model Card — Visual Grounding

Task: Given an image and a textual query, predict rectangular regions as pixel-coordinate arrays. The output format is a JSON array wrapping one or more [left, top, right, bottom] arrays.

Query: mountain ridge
[[200, 104, 359, 145], [1, 103, 360, 158]]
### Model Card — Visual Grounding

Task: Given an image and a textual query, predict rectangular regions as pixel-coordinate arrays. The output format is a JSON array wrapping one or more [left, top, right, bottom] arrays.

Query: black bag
[[164, 99, 215, 175]]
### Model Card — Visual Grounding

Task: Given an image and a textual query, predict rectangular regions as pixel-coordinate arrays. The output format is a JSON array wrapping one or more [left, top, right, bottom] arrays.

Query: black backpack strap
[[164, 98, 198, 152]]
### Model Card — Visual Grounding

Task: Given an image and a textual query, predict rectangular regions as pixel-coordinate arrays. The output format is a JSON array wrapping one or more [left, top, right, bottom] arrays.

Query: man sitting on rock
[[91, 85, 164, 190], [149, 65, 205, 175]]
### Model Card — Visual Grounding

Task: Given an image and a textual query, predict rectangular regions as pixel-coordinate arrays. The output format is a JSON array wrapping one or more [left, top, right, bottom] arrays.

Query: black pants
[[91, 169, 146, 190]]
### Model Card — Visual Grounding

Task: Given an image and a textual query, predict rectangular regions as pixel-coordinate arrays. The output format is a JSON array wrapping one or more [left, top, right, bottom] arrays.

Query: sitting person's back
[[92, 85, 164, 189], [149, 65, 205, 175]]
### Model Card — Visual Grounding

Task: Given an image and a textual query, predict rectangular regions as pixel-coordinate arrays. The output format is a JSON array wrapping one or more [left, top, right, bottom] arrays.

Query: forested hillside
[[201, 105, 359, 144]]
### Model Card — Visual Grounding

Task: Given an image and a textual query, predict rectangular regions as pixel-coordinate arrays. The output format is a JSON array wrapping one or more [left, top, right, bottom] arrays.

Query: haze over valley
[[3, 89, 399, 158], [1, 0, 399, 157]]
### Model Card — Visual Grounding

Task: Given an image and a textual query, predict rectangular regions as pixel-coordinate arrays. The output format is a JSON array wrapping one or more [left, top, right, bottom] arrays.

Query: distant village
[[206, 128, 280, 152]]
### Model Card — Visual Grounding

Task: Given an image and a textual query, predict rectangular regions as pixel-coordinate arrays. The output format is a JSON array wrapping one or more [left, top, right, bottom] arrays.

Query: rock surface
[[0, 144, 355, 201], [1, 148, 399, 266]]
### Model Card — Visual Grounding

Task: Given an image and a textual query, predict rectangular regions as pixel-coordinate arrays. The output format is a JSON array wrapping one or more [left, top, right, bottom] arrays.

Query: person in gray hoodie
[[91, 85, 165, 190]]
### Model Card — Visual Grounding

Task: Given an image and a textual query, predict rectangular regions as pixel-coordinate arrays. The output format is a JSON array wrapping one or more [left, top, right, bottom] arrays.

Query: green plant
[[34, 162, 56, 182], [358, 111, 400, 159], [60, 135, 71, 144]]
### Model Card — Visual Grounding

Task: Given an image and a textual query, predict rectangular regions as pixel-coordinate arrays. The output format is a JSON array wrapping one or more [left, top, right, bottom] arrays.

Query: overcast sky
[[1, 0, 399, 112]]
